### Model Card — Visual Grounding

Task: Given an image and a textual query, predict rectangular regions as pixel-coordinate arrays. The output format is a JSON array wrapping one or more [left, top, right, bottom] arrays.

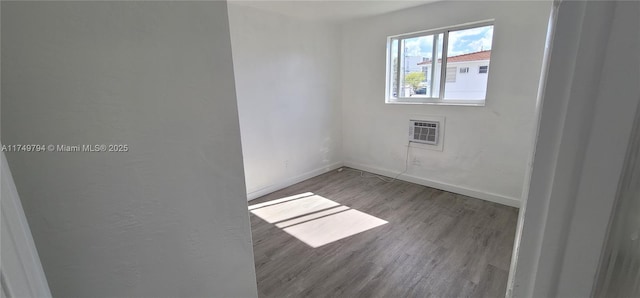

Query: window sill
[[385, 99, 486, 107]]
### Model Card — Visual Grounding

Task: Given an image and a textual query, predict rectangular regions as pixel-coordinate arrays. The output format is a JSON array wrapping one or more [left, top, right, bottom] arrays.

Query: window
[[386, 21, 494, 105]]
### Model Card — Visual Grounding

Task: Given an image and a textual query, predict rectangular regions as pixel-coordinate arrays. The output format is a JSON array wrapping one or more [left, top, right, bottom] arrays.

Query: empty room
[[229, 1, 548, 297], [2, 0, 639, 297]]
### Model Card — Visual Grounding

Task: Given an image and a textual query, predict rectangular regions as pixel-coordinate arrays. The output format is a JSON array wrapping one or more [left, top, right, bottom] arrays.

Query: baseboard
[[246, 162, 343, 201], [343, 161, 521, 208]]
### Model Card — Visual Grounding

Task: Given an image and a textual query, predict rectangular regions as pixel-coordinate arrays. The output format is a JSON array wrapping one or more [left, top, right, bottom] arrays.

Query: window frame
[[385, 20, 494, 106]]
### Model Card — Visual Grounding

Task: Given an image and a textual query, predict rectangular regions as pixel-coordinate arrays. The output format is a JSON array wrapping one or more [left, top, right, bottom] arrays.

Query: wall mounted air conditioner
[[409, 120, 439, 145]]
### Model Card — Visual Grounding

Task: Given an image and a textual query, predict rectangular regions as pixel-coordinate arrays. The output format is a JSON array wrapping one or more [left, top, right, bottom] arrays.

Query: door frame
[[1, 152, 52, 297], [507, 0, 640, 297]]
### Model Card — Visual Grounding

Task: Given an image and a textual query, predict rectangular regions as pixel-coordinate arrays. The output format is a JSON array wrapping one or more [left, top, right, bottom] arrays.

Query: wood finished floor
[[249, 168, 519, 298]]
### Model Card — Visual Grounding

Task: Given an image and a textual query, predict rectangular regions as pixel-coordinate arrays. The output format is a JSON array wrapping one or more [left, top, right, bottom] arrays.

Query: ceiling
[[227, 0, 439, 22]]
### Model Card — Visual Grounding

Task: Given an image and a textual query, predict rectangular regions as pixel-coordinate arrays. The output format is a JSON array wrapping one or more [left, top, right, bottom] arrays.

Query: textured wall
[[341, 1, 551, 204], [228, 4, 343, 199], [1, 2, 257, 297]]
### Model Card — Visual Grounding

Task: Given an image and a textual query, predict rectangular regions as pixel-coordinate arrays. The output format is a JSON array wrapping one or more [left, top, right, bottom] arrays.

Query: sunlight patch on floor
[[249, 193, 340, 224], [249, 193, 388, 248]]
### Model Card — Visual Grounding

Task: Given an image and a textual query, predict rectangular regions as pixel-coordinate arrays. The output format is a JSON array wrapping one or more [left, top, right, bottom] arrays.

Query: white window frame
[[460, 67, 470, 74], [385, 20, 494, 106]]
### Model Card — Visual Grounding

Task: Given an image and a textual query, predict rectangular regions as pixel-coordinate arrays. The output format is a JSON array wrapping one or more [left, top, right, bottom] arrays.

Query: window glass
[[399, 35, 433, 98], [443, 25, 493, 101]]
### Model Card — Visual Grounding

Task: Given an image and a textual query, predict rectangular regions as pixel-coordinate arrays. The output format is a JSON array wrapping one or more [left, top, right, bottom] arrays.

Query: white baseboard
[[246, 162, 343, 201], [343, 161, 521, 208]]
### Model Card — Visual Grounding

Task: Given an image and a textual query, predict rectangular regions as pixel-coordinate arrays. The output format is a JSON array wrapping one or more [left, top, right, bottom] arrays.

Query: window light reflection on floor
[[249, 193, 388, 248]]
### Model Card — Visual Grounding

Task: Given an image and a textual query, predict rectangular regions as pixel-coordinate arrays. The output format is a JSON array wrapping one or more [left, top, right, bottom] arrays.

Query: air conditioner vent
[[409, 120, 439, 145]]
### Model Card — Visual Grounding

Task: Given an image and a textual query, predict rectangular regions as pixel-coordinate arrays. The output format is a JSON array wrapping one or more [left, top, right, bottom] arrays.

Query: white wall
[[1, 2, 258, 297], [228, 4, 343, 200], [341, 1, 552, 206]]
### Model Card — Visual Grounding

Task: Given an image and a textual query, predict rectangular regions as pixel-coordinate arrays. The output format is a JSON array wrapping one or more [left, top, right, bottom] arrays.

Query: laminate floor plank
[[249, 168, 518, 298]]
